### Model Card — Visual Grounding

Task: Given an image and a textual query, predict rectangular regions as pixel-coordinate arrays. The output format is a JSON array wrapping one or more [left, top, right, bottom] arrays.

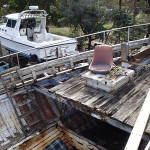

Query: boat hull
[[0, 36, 77, 60]]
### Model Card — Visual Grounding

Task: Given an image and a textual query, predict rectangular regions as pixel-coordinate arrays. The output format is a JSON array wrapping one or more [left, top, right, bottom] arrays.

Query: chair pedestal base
[[82, 69, 134, 93]]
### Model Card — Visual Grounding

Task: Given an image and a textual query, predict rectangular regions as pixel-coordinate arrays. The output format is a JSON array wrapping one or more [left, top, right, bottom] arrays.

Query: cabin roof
[[5, 9, 47, 20], [6, 13, 19, 19]]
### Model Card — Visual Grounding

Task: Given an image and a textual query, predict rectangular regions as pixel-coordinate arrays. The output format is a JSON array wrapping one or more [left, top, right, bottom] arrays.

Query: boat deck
[[49, 67, 150, 135]]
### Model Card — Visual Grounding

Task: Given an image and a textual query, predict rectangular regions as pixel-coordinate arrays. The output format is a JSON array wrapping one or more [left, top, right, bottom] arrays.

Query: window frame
[[6, 19, 17, 28]]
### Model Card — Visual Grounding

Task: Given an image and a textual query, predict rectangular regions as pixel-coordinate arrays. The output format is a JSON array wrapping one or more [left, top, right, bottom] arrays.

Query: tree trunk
[[132, 0, 137, 40], [146, 12, 150, 37], [119, 0, 122, 11]]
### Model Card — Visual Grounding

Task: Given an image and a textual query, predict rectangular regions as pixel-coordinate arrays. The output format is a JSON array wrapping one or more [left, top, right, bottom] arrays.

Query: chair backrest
[[92, 45, 113, 66]]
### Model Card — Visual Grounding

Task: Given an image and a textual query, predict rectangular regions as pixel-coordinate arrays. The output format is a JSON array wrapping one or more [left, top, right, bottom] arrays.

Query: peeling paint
[[0, 94, 22, 146]]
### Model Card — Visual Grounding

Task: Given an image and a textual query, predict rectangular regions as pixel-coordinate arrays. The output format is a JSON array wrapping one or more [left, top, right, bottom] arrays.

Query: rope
[[109, 61, 150, 78], [109, 63, 124, 78]]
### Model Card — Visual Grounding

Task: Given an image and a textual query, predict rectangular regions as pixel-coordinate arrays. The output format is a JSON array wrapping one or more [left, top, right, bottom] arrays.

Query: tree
[[0, 0, 8, 8], [112, 7, 132, 28], [60, 0, 111, 49], [111, 7, 132, 43]]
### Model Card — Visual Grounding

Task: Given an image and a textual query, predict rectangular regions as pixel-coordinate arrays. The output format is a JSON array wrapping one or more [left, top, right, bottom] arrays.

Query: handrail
[[0, 23, 150, 67], [75, 23, 150, 39], [0, 38, 149, 92]]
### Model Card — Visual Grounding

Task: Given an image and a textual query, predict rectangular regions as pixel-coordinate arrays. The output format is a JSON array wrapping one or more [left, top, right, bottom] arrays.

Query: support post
[[132, 0, 137, 40], [103, 32, 106, 44], [44, 47, 48, 69], [8, 51, 14, 67], [121, 42, 129, 62], [121, 42, 130, 68], [128, 27, 130, 43], [60, 103, 67, 122], [0, 41, 3, 57], [56, 47, 61, 72]]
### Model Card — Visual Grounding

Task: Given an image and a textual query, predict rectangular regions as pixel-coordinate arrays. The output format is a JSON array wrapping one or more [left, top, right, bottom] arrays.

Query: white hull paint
[[0, 35, 77, 60], [0, 8, 78, 60]]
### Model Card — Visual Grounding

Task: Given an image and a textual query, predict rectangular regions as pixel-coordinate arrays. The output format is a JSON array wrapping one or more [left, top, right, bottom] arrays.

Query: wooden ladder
[[0, 67, 43, 136]]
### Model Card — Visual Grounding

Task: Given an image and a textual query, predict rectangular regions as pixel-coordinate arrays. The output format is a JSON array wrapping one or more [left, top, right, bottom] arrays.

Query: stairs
[[0, 67, 43, 136]]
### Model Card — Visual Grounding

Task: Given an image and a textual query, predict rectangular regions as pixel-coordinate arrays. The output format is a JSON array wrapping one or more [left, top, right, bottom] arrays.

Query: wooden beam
[[121, 42, 129, 61], [38, 87, 150, 142], [0, 38, 149, 93], [125, 89, 150, 150]]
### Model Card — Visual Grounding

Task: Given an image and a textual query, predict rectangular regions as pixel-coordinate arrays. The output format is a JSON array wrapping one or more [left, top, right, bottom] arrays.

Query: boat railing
[[0, 23, 150, 70], [19, 10, 48, 19]]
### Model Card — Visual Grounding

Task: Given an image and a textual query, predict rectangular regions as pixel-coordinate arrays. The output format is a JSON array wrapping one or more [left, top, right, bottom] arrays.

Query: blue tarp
[[0, 61, 9, 72], [44, 138, 69, 150]]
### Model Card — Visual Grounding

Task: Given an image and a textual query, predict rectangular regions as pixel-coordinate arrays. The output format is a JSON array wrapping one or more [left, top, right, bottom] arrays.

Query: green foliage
[[105, 7, 132, 43], [60, 0, 111, 35], [0, 0, 8, 8], [50, 26, 70, 37], [136, 12, 147, 24], [8, 0, 17, 10], [136, 0, 146, 7], [0, 7, 8, 16], [0, 0, 62, 25], [49, 2, 62, 26], [112, 7, 132, 28], [69, 25, 83, 37]]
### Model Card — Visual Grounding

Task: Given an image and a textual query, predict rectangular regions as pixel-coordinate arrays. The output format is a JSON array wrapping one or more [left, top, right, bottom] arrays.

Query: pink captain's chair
[[89, 45, 113, 75]]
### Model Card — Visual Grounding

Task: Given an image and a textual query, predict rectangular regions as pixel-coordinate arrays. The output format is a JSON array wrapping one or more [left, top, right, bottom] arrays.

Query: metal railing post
[[103, 32, 106, 44], [44, 47, 48, 69], [128, 27, 130, 43], [16, 53, 20, 67]]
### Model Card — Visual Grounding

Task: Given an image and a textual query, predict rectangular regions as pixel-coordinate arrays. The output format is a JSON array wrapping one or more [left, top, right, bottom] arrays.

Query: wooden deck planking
[[124, 89, 150, 150], [50, 68, 150, 134], [101, 69, 150, 115]]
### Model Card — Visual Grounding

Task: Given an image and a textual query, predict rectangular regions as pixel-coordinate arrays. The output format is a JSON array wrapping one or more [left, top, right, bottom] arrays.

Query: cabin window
[[12, 20, 16, 28], [6, 19, 11, 27], [6, 19, 16, 28]]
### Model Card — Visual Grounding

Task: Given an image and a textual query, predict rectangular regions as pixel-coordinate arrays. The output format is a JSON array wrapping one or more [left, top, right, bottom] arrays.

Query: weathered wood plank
[[124, 89, 150, 150], [49, 66, 150, 135], [58, 80, 85, 95], [24, 127, 58, 150], [0, 38, 149, 92], [104, 69, 150, 116]]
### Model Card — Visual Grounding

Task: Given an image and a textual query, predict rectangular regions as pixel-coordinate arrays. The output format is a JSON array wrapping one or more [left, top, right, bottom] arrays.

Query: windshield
[[6, 19, 17, 28]]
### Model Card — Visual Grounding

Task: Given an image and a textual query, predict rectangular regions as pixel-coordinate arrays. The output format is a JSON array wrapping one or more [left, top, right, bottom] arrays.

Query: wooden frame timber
[[46, 66, 150, 141], [125, 89, 150, 150], [0, 38, 149, 93]]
